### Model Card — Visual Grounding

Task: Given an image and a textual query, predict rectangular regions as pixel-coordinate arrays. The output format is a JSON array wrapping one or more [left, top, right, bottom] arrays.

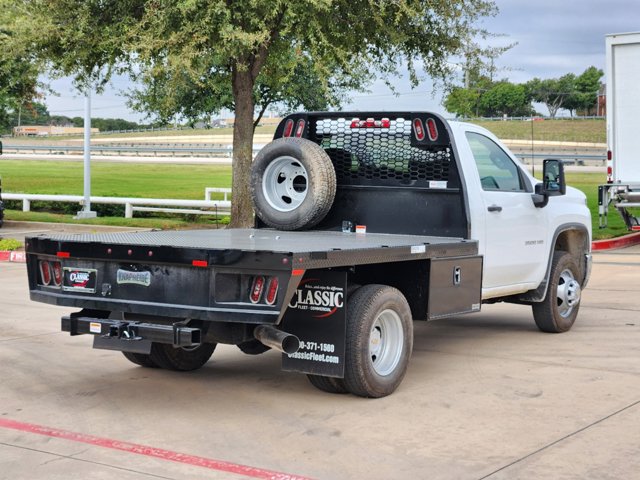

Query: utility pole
[[75, 89, 97, 219]]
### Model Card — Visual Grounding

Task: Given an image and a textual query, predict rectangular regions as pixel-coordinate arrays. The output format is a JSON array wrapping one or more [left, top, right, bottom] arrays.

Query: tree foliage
[[21, 0, 497, 226], [0, 1, 42, 133], [445, 66, 603, 118]]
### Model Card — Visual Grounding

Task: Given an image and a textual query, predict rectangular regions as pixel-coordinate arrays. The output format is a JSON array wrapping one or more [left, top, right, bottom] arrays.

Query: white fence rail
[[3, 188, 232, 219]]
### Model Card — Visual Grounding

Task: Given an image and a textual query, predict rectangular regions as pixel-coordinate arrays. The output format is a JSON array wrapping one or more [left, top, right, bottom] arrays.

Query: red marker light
[[381, 118, 390, 128], [295, 119, 306, 137], [350, 117, 361, 128], [607, 150, 612, 161], [192, 260, 208, 268], [265, 277, 279, 305], [57, 251, 70, 258], [292, 269, 305, 276], [426, 118, 439, 141], [283, 119, 294, 137], [413, 118, 425, 141], [249, 276, 265, 303]]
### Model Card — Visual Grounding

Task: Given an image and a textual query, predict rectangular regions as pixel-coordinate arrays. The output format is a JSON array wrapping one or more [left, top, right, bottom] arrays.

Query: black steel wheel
[[121, 351, 159, 368], [307, 374, 349, 394], [251, 138, 336, 230], [149, 342, 216, 371], [344, 285, 413, 398], [533, 251, 582, 333]]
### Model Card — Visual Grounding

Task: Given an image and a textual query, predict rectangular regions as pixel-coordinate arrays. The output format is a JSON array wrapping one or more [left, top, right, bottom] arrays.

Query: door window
[[466, 132, 524, 192]]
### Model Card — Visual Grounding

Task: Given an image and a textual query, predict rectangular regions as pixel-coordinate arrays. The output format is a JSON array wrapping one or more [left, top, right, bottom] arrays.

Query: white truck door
[[464, 131, 548, 289]]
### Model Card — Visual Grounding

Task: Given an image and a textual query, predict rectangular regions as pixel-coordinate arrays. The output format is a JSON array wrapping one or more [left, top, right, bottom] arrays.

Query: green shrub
[[0, 238, 23, 251]]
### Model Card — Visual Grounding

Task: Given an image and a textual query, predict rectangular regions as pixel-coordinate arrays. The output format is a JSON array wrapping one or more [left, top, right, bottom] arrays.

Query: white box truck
[[599, 32, 640, 230]]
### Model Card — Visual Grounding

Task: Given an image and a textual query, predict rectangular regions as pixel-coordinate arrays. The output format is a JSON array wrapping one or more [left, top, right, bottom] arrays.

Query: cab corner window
[[465, 132, 524, 192]]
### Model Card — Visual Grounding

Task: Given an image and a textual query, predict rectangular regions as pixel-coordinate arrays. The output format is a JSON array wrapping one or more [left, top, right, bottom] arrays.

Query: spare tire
[[251, 138, 336, 230]]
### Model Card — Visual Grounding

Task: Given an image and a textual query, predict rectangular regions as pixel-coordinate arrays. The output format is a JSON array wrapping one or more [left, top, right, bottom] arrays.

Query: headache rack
[[272, 112, 470, 238]]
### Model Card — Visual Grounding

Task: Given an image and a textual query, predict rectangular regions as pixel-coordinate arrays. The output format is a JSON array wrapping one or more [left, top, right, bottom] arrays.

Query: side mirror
[[541, 158, 566, 196], [533, 159, 566, 208]]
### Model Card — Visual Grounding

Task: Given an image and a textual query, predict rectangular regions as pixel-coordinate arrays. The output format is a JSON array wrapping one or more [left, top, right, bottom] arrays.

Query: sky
[[43, 0, 640, 122]]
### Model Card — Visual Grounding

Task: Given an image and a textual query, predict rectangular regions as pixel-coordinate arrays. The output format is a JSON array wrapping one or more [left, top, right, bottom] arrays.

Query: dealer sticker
[[117, 269, 151, 287], [429, 180, 448, 189], [62, 268, 97, 293]]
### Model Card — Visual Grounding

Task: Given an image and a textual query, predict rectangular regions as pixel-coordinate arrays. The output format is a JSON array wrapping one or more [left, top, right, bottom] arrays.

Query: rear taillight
[[39, 260, 63, 287], [265, 277, 279, 305], [426, 118, 438, 141], [52, 262, 62, 286], [39, 261, 52, 286], [249, 276, 266, 304], [413, 118, 425, 141], [283, 119, 295, 137], [248, 275, 280, 305], [295, 119, 306, 137]]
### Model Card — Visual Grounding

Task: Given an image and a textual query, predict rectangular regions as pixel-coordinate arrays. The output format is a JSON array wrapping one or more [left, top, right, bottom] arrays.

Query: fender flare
[[518, 223, 591, 303]]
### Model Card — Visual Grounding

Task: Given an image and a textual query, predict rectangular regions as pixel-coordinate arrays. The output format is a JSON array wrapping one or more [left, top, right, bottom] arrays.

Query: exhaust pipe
[[254, 325, 300, 354]]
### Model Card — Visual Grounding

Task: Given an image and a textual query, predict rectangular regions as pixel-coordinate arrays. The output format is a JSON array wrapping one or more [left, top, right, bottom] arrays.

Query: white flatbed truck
[[26, 111, 592, 397]]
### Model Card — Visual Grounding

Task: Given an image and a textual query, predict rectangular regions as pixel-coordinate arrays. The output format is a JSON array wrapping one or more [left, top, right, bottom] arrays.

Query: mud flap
[[281, 270, 346, 377]]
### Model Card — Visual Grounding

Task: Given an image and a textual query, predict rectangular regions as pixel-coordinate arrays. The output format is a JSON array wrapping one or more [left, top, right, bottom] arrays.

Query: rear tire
[[307, 375, 349, 394], [121, 351, 159, 368], [344, 285, 413, 398], [533, 251, 582, 333], [251, 138, 336, 230], [149, 342, 216, 371], [237, 339, 270, 355]]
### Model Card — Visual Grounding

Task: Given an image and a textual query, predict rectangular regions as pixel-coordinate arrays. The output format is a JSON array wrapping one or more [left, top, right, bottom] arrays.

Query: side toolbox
[[427, 256, 483, 319]]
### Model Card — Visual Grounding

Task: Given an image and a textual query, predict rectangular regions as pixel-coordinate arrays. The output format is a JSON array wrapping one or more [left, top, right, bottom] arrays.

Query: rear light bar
[[350, 117, 390, 128]]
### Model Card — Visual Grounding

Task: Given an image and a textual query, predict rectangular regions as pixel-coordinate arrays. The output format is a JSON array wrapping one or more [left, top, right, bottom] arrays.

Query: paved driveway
[[0, 246, 638, 479]]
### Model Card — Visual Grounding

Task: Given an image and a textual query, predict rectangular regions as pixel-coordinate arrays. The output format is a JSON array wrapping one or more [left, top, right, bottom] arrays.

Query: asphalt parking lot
[[1, 243, 639, 479]]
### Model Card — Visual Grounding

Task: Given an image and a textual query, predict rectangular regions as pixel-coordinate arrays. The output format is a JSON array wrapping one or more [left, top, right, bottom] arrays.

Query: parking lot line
[[0, 418, 311, 480]]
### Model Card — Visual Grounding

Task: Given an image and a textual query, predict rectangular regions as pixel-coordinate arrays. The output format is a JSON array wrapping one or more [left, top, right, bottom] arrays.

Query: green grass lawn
[[0, 159, 629, 240], [1, 161, 232, 199], [469, 118, 605, 143]]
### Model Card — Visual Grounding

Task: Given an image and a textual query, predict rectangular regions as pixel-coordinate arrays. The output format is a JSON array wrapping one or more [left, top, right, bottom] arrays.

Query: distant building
[[13, 125, 99, 137]]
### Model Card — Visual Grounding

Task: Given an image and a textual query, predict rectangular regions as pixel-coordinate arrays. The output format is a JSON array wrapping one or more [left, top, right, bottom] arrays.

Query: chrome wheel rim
[[557, 269, 581, 318], [262, 156, 308, 212], [369, 309, 404, 376]]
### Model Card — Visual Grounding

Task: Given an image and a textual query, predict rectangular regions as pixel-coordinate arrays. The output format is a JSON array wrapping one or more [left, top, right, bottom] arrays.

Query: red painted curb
[[0, 250, 26, 262], [0, 417, 312, 480], [592, 231, 640, 251]]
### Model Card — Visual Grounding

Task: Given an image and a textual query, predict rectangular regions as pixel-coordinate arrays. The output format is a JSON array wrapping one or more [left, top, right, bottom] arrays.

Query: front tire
[[533, 251, 582, 333], [149, 342, 216, 371], [344, 285, 413, 398]]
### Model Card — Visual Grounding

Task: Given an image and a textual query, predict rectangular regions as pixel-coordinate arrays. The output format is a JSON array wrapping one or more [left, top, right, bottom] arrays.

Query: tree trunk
[[229, 68, 256, 228]]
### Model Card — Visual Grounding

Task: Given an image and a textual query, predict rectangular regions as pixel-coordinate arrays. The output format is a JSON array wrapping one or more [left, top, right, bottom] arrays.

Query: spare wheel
[[250, 137, 336, 230]]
